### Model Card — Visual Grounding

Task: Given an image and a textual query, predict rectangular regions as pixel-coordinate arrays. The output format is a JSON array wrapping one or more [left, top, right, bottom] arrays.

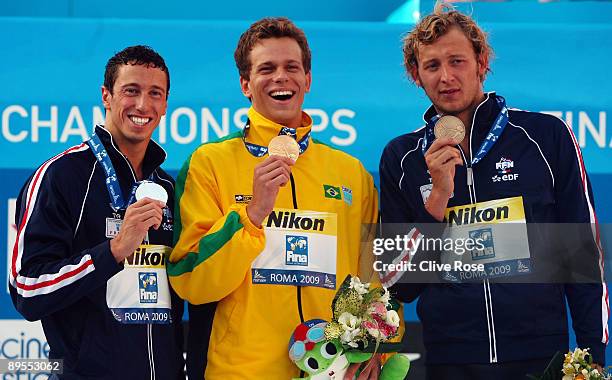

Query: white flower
[[562, 376, 574, 380], [582, 368, 590, 376], [385, 310, 400, 328], [338, 312, 361, 331], [350, 277, 370, 295], [340, 327, 361, 346], [378, 288, 391, 305]]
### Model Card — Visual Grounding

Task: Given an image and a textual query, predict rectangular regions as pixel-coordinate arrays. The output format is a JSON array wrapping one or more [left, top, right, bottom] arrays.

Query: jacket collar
[[243, 107, 313, 146], [93, 125, 167, 180]]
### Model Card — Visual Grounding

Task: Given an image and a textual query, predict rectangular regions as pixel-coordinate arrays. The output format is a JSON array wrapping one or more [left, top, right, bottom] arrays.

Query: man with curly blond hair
[[379, 4, 607, 379]]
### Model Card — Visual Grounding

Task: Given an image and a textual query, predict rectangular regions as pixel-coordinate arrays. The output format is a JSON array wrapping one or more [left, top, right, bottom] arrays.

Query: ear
[[240, 76, 252, 99], [410, 67, 421, 87], [101, 86, 112, 110], [477, 53, 489, 81], [305, 71, 312, 93]]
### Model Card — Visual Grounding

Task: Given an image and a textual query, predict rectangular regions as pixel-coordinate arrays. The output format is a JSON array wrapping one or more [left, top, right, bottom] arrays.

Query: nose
[[440, 64, 452, 83], [135, 94, 148, 112], [273, 68, 289, 82]]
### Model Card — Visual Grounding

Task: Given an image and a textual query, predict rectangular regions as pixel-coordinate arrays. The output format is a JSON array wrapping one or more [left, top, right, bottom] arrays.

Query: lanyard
[[421, 95, 509, 165], [87, 133, 152, 210], [242, 119, 311, 158]]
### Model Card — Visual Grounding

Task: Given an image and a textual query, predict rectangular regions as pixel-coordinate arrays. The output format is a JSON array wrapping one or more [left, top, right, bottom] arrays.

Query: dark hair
[[234, 17, 311, 80], [104, 45, 170, 98]]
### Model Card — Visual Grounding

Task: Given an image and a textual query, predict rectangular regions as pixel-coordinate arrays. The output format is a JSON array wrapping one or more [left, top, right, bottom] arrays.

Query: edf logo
[[286, 235, 308, 266], [139, 272, 158, 303]]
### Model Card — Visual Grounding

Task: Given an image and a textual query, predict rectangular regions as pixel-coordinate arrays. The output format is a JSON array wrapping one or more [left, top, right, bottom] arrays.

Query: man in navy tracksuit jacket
[[379, 7, 607, 379], [9, 46, 184, 379]]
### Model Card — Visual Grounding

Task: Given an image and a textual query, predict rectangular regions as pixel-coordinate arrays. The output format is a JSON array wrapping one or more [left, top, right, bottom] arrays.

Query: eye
[[124, 87, 139, 95], [150, 90, 163, 98], [320, 342, 338, 359], [305, 357, 319, 372]]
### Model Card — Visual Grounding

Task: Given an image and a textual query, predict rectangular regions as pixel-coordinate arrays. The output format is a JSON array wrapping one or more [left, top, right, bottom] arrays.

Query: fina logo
[[492, 157, 519, 182], [469, 228, 496, 260], [286, 235, 308, 266], [139, 272, 158, 303]]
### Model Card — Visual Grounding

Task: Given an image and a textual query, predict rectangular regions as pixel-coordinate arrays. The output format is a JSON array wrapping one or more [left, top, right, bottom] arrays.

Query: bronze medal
[[434, 116, 466, 145]]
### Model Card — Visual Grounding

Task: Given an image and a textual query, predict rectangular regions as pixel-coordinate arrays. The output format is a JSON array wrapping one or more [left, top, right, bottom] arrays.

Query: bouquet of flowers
[[288, 275, 409, 379], [560, 348, 609, 380], [323, 275, 402, 351], [528, 348, 610, 380]]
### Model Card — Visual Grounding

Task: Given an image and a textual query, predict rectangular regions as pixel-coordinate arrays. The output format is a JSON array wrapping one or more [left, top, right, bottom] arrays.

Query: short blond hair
[[403, 3, 493, 82]]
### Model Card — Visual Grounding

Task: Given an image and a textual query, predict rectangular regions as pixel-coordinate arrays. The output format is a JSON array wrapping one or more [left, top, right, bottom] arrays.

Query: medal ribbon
[[87, 133, 153, 210], [421, 95, 508, 165], [242, 119, 311, 158]]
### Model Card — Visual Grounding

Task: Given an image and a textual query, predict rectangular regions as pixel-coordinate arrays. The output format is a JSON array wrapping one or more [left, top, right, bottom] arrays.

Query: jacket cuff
[[236, 204, 265, 237], [89, 240, 124, 281], [414, 207, 447, 238]]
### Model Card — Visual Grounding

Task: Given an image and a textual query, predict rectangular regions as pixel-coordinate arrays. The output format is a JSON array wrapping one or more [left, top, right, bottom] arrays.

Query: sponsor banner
[[109, 308, 173, 324], [252, 209, 338, 289], [0, 20, 610, 174], [251, 269, 336, 289], [0, 320, 48, 359]]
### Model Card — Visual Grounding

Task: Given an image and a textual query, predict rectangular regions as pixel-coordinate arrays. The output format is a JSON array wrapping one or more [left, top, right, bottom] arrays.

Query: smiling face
[[240, 37, 311, 129], [412, 27, 487, 126], [101, 63, 168, 153]]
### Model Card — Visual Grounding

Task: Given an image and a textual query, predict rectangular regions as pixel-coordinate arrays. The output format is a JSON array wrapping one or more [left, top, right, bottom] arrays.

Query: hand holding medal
[[110, 182, 168, 263], [246, 135, 298, 227]]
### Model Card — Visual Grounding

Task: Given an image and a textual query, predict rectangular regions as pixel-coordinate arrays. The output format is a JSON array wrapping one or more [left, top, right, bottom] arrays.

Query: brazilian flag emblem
[[323, 184, 342, 200]]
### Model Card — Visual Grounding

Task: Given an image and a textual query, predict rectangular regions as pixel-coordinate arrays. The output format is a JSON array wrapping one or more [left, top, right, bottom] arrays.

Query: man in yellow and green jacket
[[168, 17, 381, 379]]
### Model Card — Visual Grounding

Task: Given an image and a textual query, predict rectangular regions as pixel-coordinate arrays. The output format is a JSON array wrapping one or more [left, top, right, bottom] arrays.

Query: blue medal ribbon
[[421, 95, 509, 165], [242, 119, 311, 158], [87, 133, 152, 210]]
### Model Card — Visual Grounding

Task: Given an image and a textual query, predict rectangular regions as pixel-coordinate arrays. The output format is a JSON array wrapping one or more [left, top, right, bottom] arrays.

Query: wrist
[[246, 204, 265, 228], [110, 238, 127, 263], [425, 188, 450, 222]]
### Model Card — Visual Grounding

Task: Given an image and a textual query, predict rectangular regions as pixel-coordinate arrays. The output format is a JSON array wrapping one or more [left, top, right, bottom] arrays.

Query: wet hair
[[403, 3, 493, 82], [104, 45, 170, 98], [234, 17, 311, 80]]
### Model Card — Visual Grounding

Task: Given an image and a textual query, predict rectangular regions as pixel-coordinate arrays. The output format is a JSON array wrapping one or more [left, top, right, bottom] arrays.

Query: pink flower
[[369, 302, 387, 318]]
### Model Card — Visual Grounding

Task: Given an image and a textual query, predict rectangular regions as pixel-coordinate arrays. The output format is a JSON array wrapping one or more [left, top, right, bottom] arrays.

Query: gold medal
[[268, 135, 300, 161], [434, 116, 466, 145]]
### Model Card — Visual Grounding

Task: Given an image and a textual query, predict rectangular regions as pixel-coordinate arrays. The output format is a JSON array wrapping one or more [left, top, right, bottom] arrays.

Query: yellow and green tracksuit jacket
[[168, 107, 379, 379]]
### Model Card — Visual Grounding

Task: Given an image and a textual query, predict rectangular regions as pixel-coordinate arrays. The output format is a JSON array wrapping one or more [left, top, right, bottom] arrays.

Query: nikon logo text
[[447, 205, 509, 226], [267, 211, 325, 231], [126, 248, 166, 266]]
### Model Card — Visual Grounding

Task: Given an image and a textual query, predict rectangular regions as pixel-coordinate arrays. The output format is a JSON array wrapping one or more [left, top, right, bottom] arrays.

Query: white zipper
[[147, 324, 156, 380], [458, 111, 499, 363]]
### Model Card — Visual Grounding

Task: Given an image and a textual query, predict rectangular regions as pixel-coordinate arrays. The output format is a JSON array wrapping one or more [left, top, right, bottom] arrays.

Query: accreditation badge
[[440, 196, 532, 282], [251, 208, 338, 289], [106, 245, 173, 324]]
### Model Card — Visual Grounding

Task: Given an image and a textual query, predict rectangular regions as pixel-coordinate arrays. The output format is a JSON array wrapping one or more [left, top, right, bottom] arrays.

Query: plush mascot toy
[[289, 319, 410, 380]]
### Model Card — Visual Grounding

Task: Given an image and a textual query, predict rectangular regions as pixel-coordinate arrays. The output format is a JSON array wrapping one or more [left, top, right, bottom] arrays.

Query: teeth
[[271, 90, 293, 97], [130, 116, 150, 126]]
